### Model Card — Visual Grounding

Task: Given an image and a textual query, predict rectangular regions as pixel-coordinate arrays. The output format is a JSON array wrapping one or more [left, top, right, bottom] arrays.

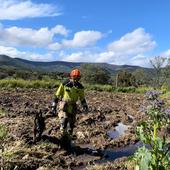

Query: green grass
[[0, 79, 169, 95], [0, 79, 60, 89], [162, 91, 170, 98], [85, 84, 137, 93]]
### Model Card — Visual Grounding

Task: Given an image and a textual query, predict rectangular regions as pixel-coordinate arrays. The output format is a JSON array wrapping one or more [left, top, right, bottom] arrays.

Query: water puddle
[[74, 141, 150, 170], [97, 141, 150, 163], [107, 122, 130, 139]]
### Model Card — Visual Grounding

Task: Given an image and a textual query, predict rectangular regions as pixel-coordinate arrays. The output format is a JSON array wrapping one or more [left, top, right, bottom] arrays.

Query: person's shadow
[[40, 134, 104, 157]]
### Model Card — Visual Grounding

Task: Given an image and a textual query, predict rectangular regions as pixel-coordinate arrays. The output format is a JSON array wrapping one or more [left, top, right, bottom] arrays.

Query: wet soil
[[0, 89, 169, 170]]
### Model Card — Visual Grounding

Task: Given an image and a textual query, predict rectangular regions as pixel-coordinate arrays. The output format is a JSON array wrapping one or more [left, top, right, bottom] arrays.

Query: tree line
[[80, 56, 170, 89], [0, 56, 169, 89]]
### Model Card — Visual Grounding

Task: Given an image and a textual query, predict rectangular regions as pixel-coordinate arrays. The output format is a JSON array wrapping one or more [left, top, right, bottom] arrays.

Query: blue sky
[[0, 0, 170, 67]]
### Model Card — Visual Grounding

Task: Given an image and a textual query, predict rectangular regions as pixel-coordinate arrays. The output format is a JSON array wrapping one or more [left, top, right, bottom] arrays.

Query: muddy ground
[[0, 89, 169, 170]]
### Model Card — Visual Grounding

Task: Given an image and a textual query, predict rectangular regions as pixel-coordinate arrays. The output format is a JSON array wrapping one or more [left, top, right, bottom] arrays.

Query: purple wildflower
[[152, 99, 165, 110], [164, 109, 170, 118], [145, 91, 162, 100]]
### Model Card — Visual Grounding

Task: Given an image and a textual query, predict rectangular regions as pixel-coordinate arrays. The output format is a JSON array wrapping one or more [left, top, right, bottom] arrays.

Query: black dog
[[33, 110, 45, 142]]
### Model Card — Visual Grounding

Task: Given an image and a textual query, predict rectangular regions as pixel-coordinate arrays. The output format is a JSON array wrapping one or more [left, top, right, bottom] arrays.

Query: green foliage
[[135, 86, 168, 94], [80, 64, 111, 84], [162, 91, 170, 98], [133, 91, 170, 170], [115, 86, 136, 93], [133, 147, 152, 170], [150, 56, 170, 89], [135, 87, 155, 93], [85, 84, 137, 93], [0, 79, 60, 89], [85, 84, 114, 92], [132, 69, 155, 87], [116, 70, 136, 87]]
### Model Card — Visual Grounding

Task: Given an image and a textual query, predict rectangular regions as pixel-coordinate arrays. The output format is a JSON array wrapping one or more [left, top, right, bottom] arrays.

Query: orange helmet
[[70, 69, 81, 78]]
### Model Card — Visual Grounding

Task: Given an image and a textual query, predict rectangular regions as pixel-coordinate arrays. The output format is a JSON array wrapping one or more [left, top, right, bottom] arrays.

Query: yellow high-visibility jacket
[[55, 79, 85, 103]]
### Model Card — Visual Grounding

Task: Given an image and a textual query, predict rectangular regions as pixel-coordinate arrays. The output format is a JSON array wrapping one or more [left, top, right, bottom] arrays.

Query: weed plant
[[133, 91, 170, 170]]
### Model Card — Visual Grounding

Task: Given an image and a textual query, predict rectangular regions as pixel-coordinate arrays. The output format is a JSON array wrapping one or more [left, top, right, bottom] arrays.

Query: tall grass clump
[[85, 84, 114, 92], [0, 79, 60, 89], [135, 87, 155, 94], [85, 84, 137, 93], [133, 91, 170, 170]]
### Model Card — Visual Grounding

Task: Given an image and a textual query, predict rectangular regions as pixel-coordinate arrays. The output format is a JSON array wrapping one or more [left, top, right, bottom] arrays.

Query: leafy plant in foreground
[[133, 90, 170, 170]]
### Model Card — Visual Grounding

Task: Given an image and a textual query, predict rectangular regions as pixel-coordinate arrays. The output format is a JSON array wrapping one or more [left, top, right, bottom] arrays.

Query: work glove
[[51, 102, 57, 116], [83, 105, 89, 113], [81, 99, 88, 113], [83, 104, 88, 113], [51, 96, 58, 116]]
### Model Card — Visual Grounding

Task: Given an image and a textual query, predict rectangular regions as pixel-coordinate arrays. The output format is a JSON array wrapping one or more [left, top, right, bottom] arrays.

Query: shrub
[[80, 64, 111, 84]]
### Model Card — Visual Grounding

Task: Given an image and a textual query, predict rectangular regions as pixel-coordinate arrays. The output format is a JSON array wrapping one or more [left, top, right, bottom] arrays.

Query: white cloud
[[0, 0, 61, 20], [108, 28, 156, 56], [48, 42, 62, 51], [51, 25, 69, 36], [62, 52, 85, 62], [28, 53, 54, 61], [95, 51, 115, 63], [0, 45, 53, 61], [61, 51, 115, 63], [48, 30, 103, 50], [128, 54, 151, 67], [0, 27, 160, 67], [161, 49, 170, 58], [62, 31, 103, 48], [0, 45, 26, 58], [0, 24, 103, 50], [0, 24, 69, 47]]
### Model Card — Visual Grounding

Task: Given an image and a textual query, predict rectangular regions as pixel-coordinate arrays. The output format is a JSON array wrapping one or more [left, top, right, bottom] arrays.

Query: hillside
[[0, 55, 148, 73]]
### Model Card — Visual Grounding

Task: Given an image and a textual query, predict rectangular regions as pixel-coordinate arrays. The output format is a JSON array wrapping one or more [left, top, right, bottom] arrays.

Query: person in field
[[51, 69, 88, 141]]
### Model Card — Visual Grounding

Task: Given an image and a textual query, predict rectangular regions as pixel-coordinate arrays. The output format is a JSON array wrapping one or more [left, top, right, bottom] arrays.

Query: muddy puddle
[[107, 122, 130, 139], [73, 141, 149, 170], [99, 141, 150, 162]]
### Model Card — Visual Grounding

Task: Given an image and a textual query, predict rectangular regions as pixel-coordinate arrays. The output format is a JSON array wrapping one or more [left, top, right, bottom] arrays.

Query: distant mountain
[[0, 55, 150, 74]]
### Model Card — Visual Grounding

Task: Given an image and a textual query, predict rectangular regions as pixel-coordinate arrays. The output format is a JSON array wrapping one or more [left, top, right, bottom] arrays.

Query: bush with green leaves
[[133, 91, 170, 170]]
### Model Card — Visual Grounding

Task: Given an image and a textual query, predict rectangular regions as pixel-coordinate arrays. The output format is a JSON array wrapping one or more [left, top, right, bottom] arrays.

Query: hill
[[0, 55, 149, 74]]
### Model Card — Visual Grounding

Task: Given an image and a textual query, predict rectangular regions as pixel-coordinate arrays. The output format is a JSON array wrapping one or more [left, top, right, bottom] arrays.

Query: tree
[[80, 64, 111, 84], [132, 69, 149, 86], [150, 56, 170, 89], [116, 70, 136, 87]]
